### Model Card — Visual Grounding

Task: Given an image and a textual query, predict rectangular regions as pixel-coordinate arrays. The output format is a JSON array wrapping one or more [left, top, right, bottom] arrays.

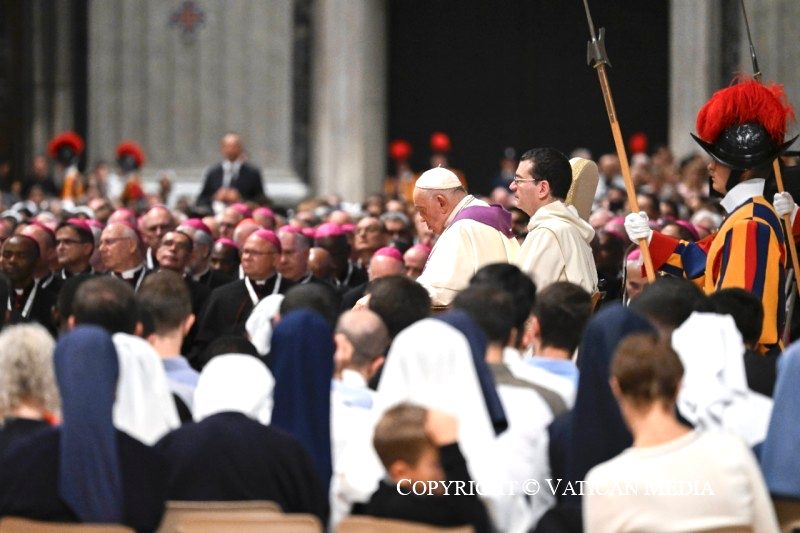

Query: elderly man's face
[[157, 231, 193, 273], [99, 224, 139, 272], [141, 208, 175, 251], [241, 234, 279, 281], [277, 233, 309, 281], [412, 189, 451, 236]]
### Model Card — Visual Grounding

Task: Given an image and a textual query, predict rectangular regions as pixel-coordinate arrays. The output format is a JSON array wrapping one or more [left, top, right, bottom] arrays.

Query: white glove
[[773, 192, 798, 222], [624, 211, 653, 243]]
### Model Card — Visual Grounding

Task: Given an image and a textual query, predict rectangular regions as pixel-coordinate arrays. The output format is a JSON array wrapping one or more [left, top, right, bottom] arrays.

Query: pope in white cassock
[[413, 167, 520, 307]]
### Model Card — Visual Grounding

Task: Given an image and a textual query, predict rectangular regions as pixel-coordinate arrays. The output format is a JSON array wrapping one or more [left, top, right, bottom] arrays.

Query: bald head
[[335, 309, 389, 372], [368, 253, 404, 281]]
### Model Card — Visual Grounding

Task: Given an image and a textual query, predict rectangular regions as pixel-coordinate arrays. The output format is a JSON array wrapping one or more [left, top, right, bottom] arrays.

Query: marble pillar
[[669, 0, 723, 159], [88, 0, 305, 206], [310, 0, 387, 204]]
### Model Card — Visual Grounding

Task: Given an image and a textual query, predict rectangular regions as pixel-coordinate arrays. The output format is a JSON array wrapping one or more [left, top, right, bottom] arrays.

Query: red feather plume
[[115, 141, 146, 168], [388, 139, 412, 161], [47, 131, 85, 159], [696, 79, 795, 144]]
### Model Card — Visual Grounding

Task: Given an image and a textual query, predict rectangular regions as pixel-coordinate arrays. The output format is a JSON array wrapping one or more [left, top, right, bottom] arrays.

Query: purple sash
[[450, 204, 514, 238]]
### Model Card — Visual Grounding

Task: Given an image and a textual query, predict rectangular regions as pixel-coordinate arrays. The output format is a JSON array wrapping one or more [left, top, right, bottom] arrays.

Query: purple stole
[[450, 204, 514, 238]]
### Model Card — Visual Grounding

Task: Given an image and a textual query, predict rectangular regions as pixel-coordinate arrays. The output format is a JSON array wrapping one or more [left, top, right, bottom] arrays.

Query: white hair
[[0, 323, 59, 420]]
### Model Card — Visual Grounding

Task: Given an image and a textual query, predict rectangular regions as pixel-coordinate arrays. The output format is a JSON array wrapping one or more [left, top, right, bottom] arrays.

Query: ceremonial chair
[[169, 511, 321, 533], [0, 517, 133, 533], [774, 497, 800, 533], [156, 500, 282, 533], [338, 516, 474, 533]]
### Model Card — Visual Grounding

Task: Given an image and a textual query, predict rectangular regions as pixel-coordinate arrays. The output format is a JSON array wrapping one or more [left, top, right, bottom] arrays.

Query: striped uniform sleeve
[[647, 231, 714, 282]]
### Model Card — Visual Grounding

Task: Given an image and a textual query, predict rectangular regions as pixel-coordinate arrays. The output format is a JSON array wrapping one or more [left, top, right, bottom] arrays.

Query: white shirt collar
[[119, 263, 145, 279], [340, 369, 368, 389], [720, 178, 765, 214]]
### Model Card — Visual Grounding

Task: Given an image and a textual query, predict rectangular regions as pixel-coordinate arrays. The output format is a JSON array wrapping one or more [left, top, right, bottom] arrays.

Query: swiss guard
[[116, 141, 146, 209], [624, 78, 797, 349], [47, 131, 85, 204]]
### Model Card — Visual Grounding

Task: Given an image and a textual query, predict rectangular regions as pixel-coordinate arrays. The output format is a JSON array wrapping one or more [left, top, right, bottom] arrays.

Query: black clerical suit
[[7, 280, 58, 336], [191, 274, 294, 358], [197, 161, 265, 206], [193, 268, 234, 291]]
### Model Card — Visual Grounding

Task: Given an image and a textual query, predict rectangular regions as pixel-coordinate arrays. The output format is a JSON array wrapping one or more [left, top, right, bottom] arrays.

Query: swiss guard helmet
[[47, 131, 85, 167], [115, 141, 146, 173], [690, 79, 796, 191]]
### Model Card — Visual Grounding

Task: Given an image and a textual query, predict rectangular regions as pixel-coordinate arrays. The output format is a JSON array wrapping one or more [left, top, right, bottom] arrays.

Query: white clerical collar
[[119, 263, 145, 280], [444, 194, 474, 229], [720, 178, 765, 214]]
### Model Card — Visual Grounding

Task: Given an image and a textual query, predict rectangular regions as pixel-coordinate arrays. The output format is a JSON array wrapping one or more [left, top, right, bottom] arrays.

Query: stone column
[[669, 0, 723, 159], [87, 0, 305, 206], [310, 0, 387, 204]]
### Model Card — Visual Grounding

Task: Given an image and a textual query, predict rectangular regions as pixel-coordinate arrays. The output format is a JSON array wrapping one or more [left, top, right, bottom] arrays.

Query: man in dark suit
[[197, 133, 266, 207]]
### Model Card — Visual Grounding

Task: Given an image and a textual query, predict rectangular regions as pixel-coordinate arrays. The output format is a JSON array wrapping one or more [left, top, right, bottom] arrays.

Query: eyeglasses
[[512, 176, 544, 185]]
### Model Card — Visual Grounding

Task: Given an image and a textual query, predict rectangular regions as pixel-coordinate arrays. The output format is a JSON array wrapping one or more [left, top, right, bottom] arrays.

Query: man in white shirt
[[414, 167, 519, 307]]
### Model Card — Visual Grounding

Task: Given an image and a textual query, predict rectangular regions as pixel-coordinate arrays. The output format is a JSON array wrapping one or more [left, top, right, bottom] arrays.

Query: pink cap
[[180, 218, 212, 236], [626, 249, 641, 262], [230, 203, 252, 218], [373, 246, 403, 262], [85, 219, 104, 230], [250, 229, 281, 253], [216, 237, 240, 251], [65, 218, 93, 233], [301, 227, 316, 239], [341, 223, 356, 234], [314, 222, 345, 239], [253, 207, 275, 219]]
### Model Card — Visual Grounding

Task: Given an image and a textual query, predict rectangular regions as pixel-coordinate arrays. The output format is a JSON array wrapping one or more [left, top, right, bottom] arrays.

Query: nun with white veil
[[333, 318, 533, 532], [671, 312, 773, 446], [112, 332, 180, 445], [155, 353, 328, 520]]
